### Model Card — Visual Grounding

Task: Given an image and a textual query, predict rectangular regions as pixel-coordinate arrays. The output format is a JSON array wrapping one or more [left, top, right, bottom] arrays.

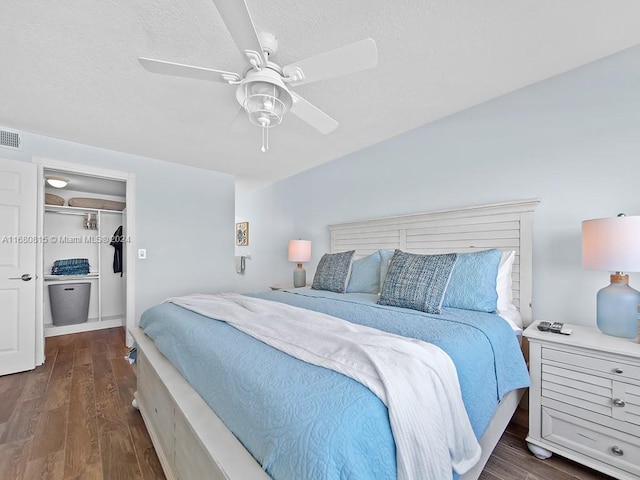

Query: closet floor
[[0, 327, 163, 479]]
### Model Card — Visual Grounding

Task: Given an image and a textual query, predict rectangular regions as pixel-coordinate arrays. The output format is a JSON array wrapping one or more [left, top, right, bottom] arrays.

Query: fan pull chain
[[261, 124, 269, 152]]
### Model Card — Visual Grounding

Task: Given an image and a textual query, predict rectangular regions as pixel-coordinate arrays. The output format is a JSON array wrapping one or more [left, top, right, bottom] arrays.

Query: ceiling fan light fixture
[[243, 81, 286, 127], [242, 83, 286, 153], [236, 71, 294, 152]]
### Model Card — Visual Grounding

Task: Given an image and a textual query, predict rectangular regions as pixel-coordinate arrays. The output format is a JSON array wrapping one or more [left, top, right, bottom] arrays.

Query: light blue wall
[[2, 132, 236, 321], [236, 44, 640, 328]]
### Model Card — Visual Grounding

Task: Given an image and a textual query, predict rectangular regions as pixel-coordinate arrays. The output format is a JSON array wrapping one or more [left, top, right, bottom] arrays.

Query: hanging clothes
[[110, 226, 123, 277]]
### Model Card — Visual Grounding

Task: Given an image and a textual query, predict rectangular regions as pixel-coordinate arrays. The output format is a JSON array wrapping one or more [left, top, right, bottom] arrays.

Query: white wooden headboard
[[329, 199, 540, 324]]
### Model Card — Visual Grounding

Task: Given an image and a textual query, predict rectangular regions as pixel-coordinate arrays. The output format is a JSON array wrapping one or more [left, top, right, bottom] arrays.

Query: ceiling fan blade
[[211, 0, 267, 67], [289, 93, 339, 134], [282, 38, 378, 87], [138, 57, 240, 83]]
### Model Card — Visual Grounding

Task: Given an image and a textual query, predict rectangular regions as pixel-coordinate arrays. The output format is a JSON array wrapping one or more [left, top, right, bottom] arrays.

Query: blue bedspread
[[139, 289, 529, 480]]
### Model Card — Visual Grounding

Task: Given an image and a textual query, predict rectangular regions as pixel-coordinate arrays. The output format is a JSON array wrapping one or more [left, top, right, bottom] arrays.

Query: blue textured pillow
[[378, 250, 457, 314], [443, 249, 501, 313], [346, 251, 382, 294], [312, 250, 355, 293]]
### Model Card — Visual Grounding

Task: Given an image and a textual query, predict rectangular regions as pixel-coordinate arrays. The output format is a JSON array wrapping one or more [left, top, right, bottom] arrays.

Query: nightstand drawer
[[542, 362, 640, 427], [543, 347, 640, 381], [542, 363, 613, 417], [542, 407, 640, 477]]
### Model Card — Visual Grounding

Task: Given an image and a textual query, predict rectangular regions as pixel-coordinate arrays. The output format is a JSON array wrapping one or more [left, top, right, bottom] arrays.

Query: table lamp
[[582, 214, 640, 338], [288, 240, 311, 288]]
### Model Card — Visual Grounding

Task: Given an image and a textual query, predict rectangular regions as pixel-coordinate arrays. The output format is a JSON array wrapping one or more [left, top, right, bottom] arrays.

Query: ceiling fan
[[138, 0, 378, 152]]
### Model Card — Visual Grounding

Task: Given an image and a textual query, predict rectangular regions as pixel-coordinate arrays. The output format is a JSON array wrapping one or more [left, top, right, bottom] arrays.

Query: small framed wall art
[[235, 221, 249, 246]]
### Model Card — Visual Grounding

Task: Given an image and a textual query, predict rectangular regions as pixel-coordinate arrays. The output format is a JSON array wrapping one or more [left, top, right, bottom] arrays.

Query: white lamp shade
[[288, 240, 311, 263], [582, 216, 640, 272]]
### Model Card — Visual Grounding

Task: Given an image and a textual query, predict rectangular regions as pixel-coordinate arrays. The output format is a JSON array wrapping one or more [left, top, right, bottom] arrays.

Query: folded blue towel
[[51, 258, 90, 275]]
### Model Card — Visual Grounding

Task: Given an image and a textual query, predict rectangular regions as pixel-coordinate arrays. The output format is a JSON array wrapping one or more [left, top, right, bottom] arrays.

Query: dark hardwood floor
[[0, 327, 163, 479], [0, 327, 613, 480]]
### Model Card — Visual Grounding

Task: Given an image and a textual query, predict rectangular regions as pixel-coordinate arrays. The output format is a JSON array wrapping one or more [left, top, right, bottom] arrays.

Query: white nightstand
[[524, 321, 640, 480]]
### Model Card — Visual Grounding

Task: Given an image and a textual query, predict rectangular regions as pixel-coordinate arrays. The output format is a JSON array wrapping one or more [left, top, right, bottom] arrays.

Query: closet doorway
[[34, 158, 135, 365]]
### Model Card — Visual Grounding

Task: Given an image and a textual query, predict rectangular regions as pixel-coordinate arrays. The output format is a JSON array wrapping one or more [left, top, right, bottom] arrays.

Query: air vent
[[0, 129, 21, 150]]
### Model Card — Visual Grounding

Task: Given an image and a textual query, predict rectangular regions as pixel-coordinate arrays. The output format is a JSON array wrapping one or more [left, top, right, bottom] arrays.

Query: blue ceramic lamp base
[[596, 273, 640, 339]]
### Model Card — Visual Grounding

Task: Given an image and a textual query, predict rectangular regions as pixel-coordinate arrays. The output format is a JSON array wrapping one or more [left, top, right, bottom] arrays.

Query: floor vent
[[0, 129, 21, 150]]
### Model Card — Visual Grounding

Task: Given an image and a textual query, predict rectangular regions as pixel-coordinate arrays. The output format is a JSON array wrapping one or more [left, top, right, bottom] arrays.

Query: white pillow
[[496, 250, 521, 328], [498, 308, 523, 333]]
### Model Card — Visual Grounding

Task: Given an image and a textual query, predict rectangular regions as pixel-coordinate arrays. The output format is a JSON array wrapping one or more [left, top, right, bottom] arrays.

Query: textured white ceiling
[[2, 1, 640, 191]]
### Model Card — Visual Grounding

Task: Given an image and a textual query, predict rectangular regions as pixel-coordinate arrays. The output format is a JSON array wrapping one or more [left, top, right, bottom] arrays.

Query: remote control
[[559, 326, 572, 335], [537, 321, 551, 331], [549, 322, 564, 333]]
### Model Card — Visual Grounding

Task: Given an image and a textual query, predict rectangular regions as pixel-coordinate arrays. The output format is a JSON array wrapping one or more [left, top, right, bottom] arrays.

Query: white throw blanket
[[168, 293, 481, 479]]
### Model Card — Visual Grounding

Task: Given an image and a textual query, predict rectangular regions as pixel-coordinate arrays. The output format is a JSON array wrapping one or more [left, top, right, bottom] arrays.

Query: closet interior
[[42, 169, 127, 336]]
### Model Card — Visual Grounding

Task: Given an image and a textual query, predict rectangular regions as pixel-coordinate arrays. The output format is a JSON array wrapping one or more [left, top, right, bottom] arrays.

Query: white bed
[[131, 198, 540, 480]]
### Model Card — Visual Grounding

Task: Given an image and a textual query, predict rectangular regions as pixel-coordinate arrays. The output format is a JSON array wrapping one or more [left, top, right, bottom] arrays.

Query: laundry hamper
[[49, 283, 91, 326]]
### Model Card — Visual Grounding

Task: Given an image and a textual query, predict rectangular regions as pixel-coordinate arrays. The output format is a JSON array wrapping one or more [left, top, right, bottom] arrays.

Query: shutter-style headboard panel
[[329, 199, 540, 324]]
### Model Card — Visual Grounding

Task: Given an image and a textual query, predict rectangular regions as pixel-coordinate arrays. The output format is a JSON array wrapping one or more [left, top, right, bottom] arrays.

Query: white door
[[0, 158, 37, 375]]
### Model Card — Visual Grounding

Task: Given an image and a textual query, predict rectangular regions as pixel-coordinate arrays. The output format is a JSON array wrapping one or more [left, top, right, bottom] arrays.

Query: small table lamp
[[288, 240, 311, 288], [582, 214, 640, 338]]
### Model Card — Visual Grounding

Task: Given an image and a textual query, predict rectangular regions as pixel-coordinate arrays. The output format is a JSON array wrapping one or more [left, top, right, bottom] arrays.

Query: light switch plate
[[138, 249, 146, 259]]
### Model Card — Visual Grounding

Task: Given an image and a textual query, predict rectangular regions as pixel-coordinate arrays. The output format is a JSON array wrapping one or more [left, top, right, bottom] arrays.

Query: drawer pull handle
[[614, 367, 623, 374], [611, 446, 624, 456], [613, 398, 626, 408]]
